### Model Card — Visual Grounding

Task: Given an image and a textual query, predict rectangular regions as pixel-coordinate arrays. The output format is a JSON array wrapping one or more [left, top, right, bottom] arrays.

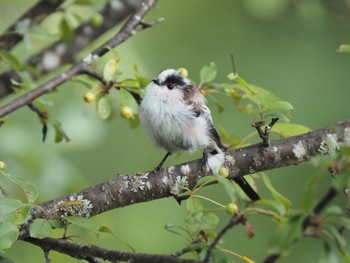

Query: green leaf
[[207, 94, 224, 112], [227, 73, 257, 95], [48, 219, 65, 229], [49, 118, 70, 143], [64, 216, 99, 236], [337, 44, 350, 53], [268, 214, 303, 256], [0, 50, 21, 72], [186, 197, 203, 212], [217, 176, 237, 202], [255, 199, 286, 221], [0, 255, 14, 263], [0, 222, 19, 249], [116, 89, 139, 115], [60, 17, 73, 43], [133, 64, 150, 88], [271, 123, 311, 138], [0, 169, 38, 203], [324, 224, 347, 249], [103, 59, 118, 82], [29, 219, 53, 239], [97, 96, 113, 120], [0, 199, 25, 221], [262, 100, 294, 113], [200, 62, 217, 83], [98, 225, 135, 252], [200, 212, 219, 230], [195, 176, 217, 188], [261, 173, 291, 216]]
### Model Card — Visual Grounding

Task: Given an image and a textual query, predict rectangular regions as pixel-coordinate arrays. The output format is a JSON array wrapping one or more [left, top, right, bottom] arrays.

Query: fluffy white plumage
[[139, 69, 220, 154]]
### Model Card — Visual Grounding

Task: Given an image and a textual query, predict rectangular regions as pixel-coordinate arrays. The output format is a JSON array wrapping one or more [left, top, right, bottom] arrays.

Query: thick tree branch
[[0, 0, 144, 98], [25, 237, 199, 263], [0, 0, 64, 51], [18, 119, 350, 240], [0, 0, 159, 118]]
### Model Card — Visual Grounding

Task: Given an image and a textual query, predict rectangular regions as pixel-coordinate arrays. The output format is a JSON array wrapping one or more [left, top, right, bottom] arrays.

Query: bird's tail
[[233, 176, 260, 201]]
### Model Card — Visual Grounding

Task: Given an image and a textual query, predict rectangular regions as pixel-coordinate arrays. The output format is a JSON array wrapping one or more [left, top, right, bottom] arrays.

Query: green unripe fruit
[[0, 161, 7, 169], [121, 106, 133, 119], [218, 167, 229, 177], [84, 92, 95, 103], [177, 67, 188, 78], [226, 202, 239, 215]]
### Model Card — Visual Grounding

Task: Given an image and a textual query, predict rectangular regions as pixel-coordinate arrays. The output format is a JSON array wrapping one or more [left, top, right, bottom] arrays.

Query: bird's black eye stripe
[[163, 75, 187, 86]]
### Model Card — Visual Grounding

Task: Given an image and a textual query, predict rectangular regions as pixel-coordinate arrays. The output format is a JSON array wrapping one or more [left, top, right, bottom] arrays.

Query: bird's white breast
[[139, 83, 210, 153]]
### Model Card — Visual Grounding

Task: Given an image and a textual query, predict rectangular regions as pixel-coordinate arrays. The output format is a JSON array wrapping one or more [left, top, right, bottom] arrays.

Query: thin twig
[[203, 214, 245, 263], [25, 237, 199, 263]]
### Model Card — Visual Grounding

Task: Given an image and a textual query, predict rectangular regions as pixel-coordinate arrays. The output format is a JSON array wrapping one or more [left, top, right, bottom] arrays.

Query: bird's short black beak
[[152, 78, 160, 85]]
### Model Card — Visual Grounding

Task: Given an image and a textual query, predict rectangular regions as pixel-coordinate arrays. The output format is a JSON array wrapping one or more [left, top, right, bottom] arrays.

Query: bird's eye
[[167, 83, 174, 90]]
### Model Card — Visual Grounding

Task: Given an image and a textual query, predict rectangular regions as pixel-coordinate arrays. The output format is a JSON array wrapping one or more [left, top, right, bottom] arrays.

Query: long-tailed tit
[[139, 69, 260, 201]]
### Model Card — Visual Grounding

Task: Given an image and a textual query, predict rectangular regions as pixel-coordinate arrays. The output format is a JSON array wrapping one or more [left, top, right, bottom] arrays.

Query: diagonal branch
[[25, 236, 200, 263], [0, 0, 65, 51], [0, 0, 144, 98], [0, 0, 159, 119], [18, 119, 350, 240]]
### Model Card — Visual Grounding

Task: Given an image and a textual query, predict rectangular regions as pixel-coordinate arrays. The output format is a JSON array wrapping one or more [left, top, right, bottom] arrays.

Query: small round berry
[[218, 167, 229, 177], [121, 106, 133, 119], [177, 67, 188, 78], [0, 161, 7, 169], [84, 92, 95, 103], [90, 14, 103, 27], [226, 202, 239, 215]]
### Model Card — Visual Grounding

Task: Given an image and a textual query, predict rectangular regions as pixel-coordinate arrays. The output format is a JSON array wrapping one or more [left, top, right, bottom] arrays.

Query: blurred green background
[[1, 0, 350, 262]]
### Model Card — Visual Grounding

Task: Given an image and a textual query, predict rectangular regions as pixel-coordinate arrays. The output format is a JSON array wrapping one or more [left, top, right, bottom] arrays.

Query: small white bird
[[139, 69, 260, 201]]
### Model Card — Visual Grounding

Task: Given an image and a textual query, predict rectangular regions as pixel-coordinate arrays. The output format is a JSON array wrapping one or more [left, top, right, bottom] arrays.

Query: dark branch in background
[[25, 237, 199, 263], [0, 0, 65, 51], [18, 119, 350, 240], [0, 0, 160, 119], [0, 0, 145, 98], [203, 214, 245, 263]]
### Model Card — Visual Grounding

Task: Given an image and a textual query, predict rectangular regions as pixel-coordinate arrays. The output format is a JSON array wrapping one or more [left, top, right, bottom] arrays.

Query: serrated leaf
[[60, 17, 73, 43], [0, 50, 21, 72], [29, 219, 53, 239], [201, 212, 219, 230], [200, 62, 217, 83], [133, 64, 150, 88], [0, 169, 38, 203], [0, 222, 19, 249], [268, 215, 303, 256], [261, 173, 291, 216], [262, 100, 294, 113], [103, 59, 118, 82], [337, 44, 350, 53], [271, 123, 311, 138], [97, 96, 112, 120], [64, 216, 99, 236], [186, 198, 203, 212]]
